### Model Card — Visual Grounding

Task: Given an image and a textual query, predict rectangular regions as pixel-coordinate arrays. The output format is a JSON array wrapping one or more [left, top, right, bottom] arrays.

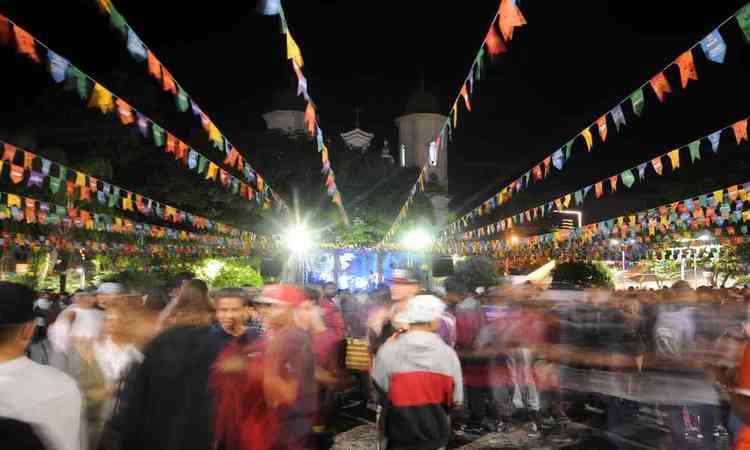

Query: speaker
[[261, 258, 283, 278], [432, 257, 454, 277]]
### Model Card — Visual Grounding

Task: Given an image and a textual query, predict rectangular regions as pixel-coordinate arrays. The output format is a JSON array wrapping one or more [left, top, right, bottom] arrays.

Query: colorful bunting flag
[[667, 149, 680, 170], [87, 83, 114, 114], [621, 169, 635, 188], [581, 127, 593, 151], [630, 88, 645, 116], [47, 50, 69, 83], [115, 98, 134, 125], [498, 0, 527, 41], [304, 102, 316, 136], [675, 50, 698, 88], [708, 131, 721, 153], [595, 182, 603, 198], [689, 140, 701, 162], [611, 104, 626, 131], [652, 157, 663, 175], [13, 24, 40, 63], [596, 115, 608, 142], [286, 32, 304, 68], [552, 149, 565, 170], [459, 84, 471, 112], [700, 30, 727, 63], [733, 119, 748, 145], [126, 29, 147, 61], [0, 15, 10, 47], [649, 72, 672, 102], [484, 22, 506, 58], [609, 175, 618, 192], [162, 68, 177, 94]]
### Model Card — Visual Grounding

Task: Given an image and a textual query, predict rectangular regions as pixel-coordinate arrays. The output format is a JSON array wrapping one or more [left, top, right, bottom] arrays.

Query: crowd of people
[[3, 269, 750, 450]]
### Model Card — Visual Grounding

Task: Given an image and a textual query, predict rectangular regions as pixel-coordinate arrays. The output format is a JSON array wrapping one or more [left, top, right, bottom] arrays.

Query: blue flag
[[610, 104, 626, 131], [708, 131, 721, 153], [552, 149, 565, 170], [127, 30, 147, 61], [700, 30, 727, 63], [47, 50, 69, 83]]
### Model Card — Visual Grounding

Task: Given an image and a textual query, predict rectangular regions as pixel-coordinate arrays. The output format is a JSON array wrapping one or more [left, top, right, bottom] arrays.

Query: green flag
[[621, 169, 636, 188], [67, 66, 90, 100], [689, 140, 701, 162], [49, 177, 61, 194], [109, 9, 128, 36], [59, 166, 67, 180], [475, 48, 485, 81], [630, 88, 645, 116], [108, 188, 120, 208], [574, 190, 583, 205], [152, 124, 165, 147], [737, 4, 750, 44], [176, 86, 189, 112], [198, 156, 209, 174], [279, 7, 289, 34], [565, 140, 573, 159]]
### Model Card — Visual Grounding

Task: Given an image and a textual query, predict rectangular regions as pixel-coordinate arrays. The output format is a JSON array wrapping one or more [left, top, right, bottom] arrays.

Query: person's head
[[95, 282, 126, 309], [213, 288, 251, 336], [0, 282, 37, 356], [255, 284, 308, 331], [322, 282, 338, 299], [400, 294, 446, 333], [72, 289, 97, 308], [443, 276, 467, 305], [388, 269, 421, 302], [305, 286, 323, 304], [160, 279, 213, 329], [179, 279, 209, 304]]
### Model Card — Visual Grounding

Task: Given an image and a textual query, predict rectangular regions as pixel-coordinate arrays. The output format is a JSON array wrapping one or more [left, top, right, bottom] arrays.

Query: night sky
[[1, 0, 750, 234]]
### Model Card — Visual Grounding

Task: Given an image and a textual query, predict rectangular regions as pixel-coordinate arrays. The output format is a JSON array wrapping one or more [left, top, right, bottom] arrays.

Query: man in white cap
[[371, 295, 463, 450]]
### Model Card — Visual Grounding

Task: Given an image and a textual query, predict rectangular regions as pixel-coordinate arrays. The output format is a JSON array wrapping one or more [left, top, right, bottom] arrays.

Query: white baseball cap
[[401, 295, 446, 324]]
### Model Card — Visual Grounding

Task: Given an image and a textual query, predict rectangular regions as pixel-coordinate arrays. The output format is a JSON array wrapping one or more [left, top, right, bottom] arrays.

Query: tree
[[455, 256, 498, 290], [552, 261, 614, 289]]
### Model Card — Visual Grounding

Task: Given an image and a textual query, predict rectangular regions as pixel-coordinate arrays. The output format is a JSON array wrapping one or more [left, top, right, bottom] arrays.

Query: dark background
[[1, 0, 749, 236]]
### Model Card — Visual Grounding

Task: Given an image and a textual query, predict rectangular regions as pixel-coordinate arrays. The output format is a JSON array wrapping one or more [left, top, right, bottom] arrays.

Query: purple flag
[[27, 171, 44, 188], [637, 163, 648, 180], [136, 113, 149, 137]]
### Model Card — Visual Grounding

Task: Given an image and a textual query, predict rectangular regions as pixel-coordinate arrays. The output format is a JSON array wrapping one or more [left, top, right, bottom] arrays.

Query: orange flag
[[675, 50, 698, 88], [649, 72, 671, 102], [115, 98, 134, 124], [88, 83, 114, 114], [304, 102, 316, 136], [162, 68, 177, 94], [732, 119, 748, 145], [286, 32, 304, 68], [609, 175, 618, 192], [460, 84, 471, 112], [147, 50, 162, 81], [498, 0, 527, 41], [484, 23, 506, 58], [596, 115, 608, 142], [13, 25, 40, 63], [595, 182, 604, 198], [581, 127, 593, 151], [23, 151, 35, 169], [652, 156, 663, 175]]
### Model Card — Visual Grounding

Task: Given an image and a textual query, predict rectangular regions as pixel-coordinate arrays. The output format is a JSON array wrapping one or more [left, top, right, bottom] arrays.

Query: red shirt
[[319, 298, 346, 341], [735, 344, 750, 450]]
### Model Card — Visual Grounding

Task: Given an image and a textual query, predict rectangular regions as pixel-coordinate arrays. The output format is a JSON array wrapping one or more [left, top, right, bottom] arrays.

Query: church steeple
[[340, 105, 375, 152]]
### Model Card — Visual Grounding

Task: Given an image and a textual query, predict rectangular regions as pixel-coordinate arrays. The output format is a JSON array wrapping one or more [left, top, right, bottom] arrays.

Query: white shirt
[[93, 337, 143, 385], [0, 356, 83, 450]]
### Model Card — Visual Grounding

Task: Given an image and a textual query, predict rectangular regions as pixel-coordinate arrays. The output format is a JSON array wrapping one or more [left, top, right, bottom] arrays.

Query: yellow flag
[[75, 171, 86, 187], [581, 127, 593, 151], [207, 123, 222, 146], [286, 32, 304, 68], [206, 162, 219, 181], [563, 194, 571, 208], [7, 194, 21, 208], [452, 103, 458, 128], [667, 149, 680, 170], [88, 83, 114, 114], [714, 190, 723, 204]]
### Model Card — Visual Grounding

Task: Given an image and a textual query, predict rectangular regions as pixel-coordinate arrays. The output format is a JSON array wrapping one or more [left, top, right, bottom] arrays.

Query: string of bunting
[[444, 2, 750, 235], [0, 139, 257, 239], [0, 190, 256, 250], [380, 0, 528, 244], [268, 4, 348, 223], [0, 15, 284, 211], [449, 116, 749, 241], [89, 0, 288, 211], [443, 180, 750, 259], [1, 231, 257, 258]]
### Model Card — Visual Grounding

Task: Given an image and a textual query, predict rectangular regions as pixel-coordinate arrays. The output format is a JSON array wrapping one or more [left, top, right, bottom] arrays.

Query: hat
[[256, 284, 307, 307], [388, 269, 419, 285], [0, 282, 36, 325], [96, 282, 126, 295], [401, 295, 446, 324]]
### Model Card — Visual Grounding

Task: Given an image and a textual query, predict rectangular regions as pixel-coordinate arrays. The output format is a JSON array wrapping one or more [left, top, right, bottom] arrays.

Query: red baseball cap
[[256, 284, 307, 307]]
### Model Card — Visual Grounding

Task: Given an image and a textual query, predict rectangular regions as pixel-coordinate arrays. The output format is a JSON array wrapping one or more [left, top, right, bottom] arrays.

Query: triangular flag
[[13, 24, 40, 64], [484, 22, 506, 58], [552, 149, 565, 170], [581, 127, 593, 151], [738, 4, 750, 44], [115, 98, 134, 124], [47, 50, 69, 83], [732, 119, 748, 145], [611, 104, 626, 131], [595, 182, 604, 198], [206, 162, 218, 181], [87, 83, 114, 114], [459, 84, 471, 112], [543, 156, 552, 176], [708, 131, 721, 153], [649, 72, 671, 102], [667, 149, 680, 170], [652, 157, 663, 175], [630, 88, 645, 116], [286, 32, 304, 68], [621, 169, 635, 188], [596, 115, 608, 142], [304, 102, 316, 136], [162, 67, 177, 94], [700, 30, 727, 64], [689, 140, 701, 162], [565, 140, 573, 159], [675, 50, 698, 88], [0, 15, 10, 47], [498, 0, 527, 41], [23, 152, 35, 169], [126, 29, 147, 61], [574, 190, 583, 205], [147, 50, 162, 80], [152, 123, 165, 147], [176, 85, 189, 112], [606, 175, 617, 193]]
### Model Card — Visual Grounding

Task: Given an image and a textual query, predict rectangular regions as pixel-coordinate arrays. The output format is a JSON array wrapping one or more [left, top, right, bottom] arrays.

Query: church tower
[[395, 87, 449, 187]]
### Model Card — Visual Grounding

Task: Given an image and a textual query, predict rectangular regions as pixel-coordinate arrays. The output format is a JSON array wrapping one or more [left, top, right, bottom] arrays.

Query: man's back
[[0, 356, 82, 450]]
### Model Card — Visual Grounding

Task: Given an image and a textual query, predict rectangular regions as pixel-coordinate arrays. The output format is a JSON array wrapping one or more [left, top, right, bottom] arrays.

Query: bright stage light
[[284, 223, 313, 253], [403, 228, 433, 251], [509, 235, 519, 245]]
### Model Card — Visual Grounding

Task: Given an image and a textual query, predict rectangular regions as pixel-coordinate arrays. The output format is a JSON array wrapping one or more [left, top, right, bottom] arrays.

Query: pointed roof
[[341, 128, 375, 151]]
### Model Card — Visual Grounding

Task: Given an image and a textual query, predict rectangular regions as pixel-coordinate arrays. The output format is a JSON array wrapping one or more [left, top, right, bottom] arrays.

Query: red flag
[[498, 0, 527, 41], [652, 156, 663, 175], [0, 15, 11, 46], [532, 164, 542, 181], [484, 22, 506, 58], [304, 102, 316, 136], [13, 24, 40, 63], [115, 98, 134, 125], [733, 119, 748, 145], [595, 182, 603, 198], [649, 72, 671, 102], [609, 175, 618, 192], [675, 50, 698, 89], [2, 144, 16, 162], [162, 68, 177, 94], [596, 115, 608, 142]]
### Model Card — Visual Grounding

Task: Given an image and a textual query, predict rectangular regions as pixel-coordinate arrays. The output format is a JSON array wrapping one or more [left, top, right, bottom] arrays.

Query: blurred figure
[[94, 283, 126, 310], [0, 282, 83, 450], [211, 284, 317, 450], [211, 288, 261, 350], [48, 290, 104, 358], [372, 294, 463, 450], [367, 269, 421, 357], [157, 279, 212, 330]]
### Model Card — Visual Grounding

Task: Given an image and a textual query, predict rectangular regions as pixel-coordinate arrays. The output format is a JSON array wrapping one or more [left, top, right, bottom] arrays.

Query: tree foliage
[[552, 261, 614, 288]]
